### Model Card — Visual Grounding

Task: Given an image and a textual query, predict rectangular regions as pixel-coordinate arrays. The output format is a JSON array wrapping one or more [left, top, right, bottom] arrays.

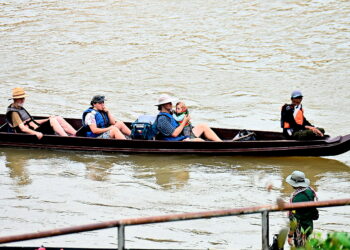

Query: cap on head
[[11, 87, 28, 100], [291, 90, 303, 99], [155, 94, 174, 106], [286, 170, 310, 188], [90, 95, 106, 105]]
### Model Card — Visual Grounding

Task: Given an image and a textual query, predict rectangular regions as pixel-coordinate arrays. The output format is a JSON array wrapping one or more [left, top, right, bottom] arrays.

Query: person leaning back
[[281, 90, 325, 140], [82, 95, 131, 139], [6, 87, 77, 140]]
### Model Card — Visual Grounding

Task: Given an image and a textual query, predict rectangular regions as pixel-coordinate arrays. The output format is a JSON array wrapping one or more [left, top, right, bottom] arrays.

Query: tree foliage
[[295, 232, 350, 250]]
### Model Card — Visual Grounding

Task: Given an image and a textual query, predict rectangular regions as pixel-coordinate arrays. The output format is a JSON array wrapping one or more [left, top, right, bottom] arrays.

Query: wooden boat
[[0, 246, 204, 250], [0, 115, 349, 156], [0, 247, 114, 250], [0, 247, 126, 250]]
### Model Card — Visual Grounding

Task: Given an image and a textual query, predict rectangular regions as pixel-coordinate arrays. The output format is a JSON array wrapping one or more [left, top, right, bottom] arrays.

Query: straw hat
[[155, 94, 175, 106], [286, 170, 310, 188], [11, 87, 28, 100]]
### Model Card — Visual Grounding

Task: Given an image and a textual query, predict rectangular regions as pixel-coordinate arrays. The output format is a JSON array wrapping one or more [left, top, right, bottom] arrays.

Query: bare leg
[[56, 116, 77, 136], [49, 117, 68, 136], [114, 121, 131, 136], [190, 137, 204, 141], [110, 127, 127, 139], [192, 124, 222, 142]]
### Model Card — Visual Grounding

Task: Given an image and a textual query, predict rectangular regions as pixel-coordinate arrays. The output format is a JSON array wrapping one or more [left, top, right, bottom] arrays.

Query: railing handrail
[[0, 198, 349, 245]]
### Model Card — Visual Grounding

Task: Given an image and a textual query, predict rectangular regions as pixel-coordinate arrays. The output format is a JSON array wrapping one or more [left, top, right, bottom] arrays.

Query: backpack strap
[[302, 191, 313, 201]]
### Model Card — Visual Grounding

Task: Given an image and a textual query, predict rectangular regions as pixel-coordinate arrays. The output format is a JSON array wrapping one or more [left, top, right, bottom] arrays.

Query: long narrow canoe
[[0, 247, 138, 250], [0, 115, 349, 156]]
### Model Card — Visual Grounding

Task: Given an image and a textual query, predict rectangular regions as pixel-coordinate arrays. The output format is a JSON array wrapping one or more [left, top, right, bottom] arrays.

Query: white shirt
[[84, 110, 97, 126]]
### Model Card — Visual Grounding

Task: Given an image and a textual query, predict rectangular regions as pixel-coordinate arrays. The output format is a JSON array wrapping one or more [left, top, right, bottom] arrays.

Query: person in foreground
[[6, 87, 77, 140], [82, 95, 131, 139], [281, 90, 325, 140], [155, 94, 222, 141], [286, 170, 319, 247]]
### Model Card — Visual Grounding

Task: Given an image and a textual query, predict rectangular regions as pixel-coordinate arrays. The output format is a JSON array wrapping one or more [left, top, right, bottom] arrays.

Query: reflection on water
[[0, 0, 349, 247], [76, 155, 115, 182], [4, 149, 33, 186], [133, 162, 190, 190], [2, 148, 349, 191], [0, 148, 349, 249]]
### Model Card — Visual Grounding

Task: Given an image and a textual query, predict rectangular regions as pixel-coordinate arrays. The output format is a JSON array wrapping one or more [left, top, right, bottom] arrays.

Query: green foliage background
[[295, 232, 350, 250]]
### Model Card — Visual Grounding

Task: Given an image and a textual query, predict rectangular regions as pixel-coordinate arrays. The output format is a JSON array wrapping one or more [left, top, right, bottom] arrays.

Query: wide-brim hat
[[286, 170, 310, 188], [11, 87, 28, 100], [155, 94, 175, 106]]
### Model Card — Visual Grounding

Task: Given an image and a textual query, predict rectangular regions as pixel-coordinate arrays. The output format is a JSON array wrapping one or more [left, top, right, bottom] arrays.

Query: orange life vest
[[283, 106, 304, 129]]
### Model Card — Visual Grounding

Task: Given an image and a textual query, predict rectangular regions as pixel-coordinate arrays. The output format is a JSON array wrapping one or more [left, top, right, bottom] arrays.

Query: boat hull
[[0, 115, 349, 156]]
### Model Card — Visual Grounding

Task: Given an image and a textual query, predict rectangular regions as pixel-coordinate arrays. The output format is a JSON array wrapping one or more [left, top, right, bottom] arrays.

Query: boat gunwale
[[0, 115, 349, 156]]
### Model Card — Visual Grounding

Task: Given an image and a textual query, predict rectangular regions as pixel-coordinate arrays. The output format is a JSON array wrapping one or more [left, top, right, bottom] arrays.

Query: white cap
[[291, 90, 303, 99]]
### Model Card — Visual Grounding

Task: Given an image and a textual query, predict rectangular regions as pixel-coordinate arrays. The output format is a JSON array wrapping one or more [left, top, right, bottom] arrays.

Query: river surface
[[0, 0, 349, 249]]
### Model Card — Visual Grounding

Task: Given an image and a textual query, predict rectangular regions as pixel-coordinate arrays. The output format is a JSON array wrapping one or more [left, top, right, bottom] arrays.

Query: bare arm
[[88, 123, 113, 135], [107, 112, 116, 125], [102, 107, 116, 125], [305, 125, 323, 136], [18, 123, 43, 139], [171, 115, 191, 137]]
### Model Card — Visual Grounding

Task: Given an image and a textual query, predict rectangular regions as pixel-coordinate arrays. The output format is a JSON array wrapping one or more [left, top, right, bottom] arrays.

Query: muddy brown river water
[[0, 0, 349, 249]]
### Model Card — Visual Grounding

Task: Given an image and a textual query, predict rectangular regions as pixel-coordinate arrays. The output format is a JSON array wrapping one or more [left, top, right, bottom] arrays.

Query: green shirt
[[290, 187, 316, 233]]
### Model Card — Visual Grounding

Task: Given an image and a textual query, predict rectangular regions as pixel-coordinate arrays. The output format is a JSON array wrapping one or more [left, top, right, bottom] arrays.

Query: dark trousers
[[35, 120, 55, 135], [293, 128, 325, 140]]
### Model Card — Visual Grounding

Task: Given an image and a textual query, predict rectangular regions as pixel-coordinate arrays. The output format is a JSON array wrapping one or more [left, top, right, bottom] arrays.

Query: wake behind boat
[[0, 114, 349, 156]]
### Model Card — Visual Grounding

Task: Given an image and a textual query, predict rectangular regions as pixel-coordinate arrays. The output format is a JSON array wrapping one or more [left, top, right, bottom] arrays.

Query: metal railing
[[0, 198, 349, 250]]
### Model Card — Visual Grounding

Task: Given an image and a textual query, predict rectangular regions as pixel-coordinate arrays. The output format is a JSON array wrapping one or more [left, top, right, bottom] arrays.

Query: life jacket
[[82, 108, 109, 137], [157, 112, 188, 141], [281, 104, 304, 129], [5, 105, 38, 132]]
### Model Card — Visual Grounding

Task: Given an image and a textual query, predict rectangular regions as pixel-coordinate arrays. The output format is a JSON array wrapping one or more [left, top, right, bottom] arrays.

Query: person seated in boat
[[155, 94, 222, 142], [6, 87, 77, 140], [82, 95, 131, 139], [281, 90, 325, 140], [173, 101, 192, 138]]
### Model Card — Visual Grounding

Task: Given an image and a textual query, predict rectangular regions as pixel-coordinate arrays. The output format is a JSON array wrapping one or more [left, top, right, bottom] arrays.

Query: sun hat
[[90, 95, 106, 105], [291, 90, 303, 99], [155, 94, 175, 106], [286, 170, 310, 188], [10, 87, 28, 100]]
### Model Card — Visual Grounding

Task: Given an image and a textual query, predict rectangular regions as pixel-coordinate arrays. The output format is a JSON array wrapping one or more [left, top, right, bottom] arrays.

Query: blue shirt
[[157, 115, 175, 136]]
